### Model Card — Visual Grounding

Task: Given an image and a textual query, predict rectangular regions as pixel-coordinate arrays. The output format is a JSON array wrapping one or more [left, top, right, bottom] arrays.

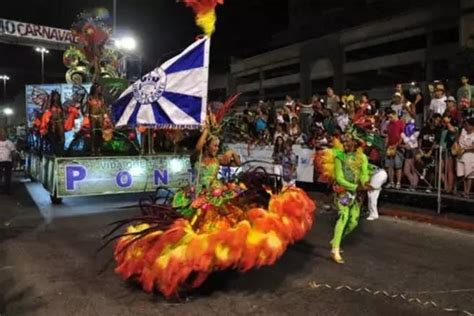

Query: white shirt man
[[429, 94, 447, 115], [0, 139, 15, 162], [0, 135, 16, 194]]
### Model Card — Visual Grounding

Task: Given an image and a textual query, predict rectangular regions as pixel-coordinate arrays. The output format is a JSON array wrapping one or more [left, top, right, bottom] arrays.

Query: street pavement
[[1, 181, 474, 316]]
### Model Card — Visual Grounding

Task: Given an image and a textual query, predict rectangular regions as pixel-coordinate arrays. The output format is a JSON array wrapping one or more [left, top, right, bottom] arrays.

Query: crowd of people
[[229, 77, 474, 197]]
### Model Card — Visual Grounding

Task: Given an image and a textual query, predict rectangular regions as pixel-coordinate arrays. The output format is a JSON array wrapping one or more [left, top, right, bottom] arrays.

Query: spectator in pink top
[[384, 109, 405, 189]]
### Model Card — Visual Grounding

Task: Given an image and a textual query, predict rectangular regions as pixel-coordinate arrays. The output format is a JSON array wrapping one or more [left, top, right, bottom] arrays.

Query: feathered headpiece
[[180, 0, 224, 36], [207, 93, 241, 137]]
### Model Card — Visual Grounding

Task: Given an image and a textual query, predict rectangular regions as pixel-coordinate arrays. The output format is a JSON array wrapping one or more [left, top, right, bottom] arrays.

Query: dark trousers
[[0, 161, 13, 193]]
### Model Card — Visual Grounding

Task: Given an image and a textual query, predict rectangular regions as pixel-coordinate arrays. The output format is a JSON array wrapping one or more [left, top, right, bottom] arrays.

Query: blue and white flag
[[112, 37, 210, 129]]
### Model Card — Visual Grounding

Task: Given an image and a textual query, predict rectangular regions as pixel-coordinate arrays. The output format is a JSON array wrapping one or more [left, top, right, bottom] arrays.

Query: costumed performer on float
[[316, 133, 372, 264], [40, 90, 65, 156], [84, 83, 110, 155]]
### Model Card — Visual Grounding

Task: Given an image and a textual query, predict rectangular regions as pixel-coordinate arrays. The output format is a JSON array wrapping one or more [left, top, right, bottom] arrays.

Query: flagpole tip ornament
[[180, 0, 224, 36]]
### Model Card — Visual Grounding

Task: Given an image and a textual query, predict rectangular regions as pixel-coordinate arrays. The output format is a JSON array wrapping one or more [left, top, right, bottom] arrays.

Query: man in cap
[[429, 84, 447, 117], [445, 96, 461, 122]]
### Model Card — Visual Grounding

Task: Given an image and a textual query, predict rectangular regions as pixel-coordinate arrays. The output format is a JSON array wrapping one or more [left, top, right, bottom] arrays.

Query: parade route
[[1, 183, 473, 316]]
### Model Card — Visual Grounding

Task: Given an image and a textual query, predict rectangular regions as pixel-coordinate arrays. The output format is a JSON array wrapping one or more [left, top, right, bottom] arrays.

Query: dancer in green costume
[[330, 134, 372, 264]]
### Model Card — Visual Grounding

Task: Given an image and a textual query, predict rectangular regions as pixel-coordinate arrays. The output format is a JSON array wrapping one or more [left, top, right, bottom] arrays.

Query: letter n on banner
[[65, 165, 87, 191], [154, 170, 168, 186]]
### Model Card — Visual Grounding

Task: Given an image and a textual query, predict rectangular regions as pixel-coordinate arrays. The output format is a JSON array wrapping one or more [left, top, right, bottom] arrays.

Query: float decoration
[[66, 9, 120, 83]]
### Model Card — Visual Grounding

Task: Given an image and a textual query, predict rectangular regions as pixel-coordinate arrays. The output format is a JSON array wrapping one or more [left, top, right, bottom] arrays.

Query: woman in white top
[[401, 121, 420, 190], [457, 118, 474, 195]]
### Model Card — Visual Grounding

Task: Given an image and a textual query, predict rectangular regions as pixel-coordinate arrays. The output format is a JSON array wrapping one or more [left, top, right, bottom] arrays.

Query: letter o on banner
[[116, 171, 132, 188]]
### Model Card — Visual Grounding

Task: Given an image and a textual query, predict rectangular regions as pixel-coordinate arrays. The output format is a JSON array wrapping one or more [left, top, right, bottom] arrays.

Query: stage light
[[35, 47, 49, 54], [3, 108, 13, 115], [115, 37, 137, 51]]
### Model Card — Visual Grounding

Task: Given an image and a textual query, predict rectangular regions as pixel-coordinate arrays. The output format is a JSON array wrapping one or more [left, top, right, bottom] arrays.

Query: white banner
[[226, 143, 314, 183], [0, 19, 77, 45]]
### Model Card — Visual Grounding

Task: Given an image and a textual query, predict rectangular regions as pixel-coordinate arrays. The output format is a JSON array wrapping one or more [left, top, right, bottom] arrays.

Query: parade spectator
[[298, 99, 314, 136], [457, 76, 474, 109], [429, 85, 447, 117], [419, 114, 442, 154], [281, 140, 298, 187], [309, 128, 329, 150], [325, 87, 340, 113], [385, 109, 405, 189], [0, 129, 16, 195], [285, 95, 295, 108], [273, 123, 288, 144], [456, 118, 474, 196], [445, 96, 461, 123], [369, 99, 381, 115], [417, 114, 442, 186], [359, 93, 370, 111], [438, 113, 458, 193], [242, 102, 253, 134], [379, 107, 392, 138], [391, 92, 405, 119], [288, 117, 304, 143], [408, 84, 425, 128], [341, 88, 355, 105], [322, 109, 336, 136], [403, 97, 416, 123], [272, 136, 285, 164], [267, 100, 276, 134], [346, 100, 356, 117], [401, 122, 420, 191], [335, 104, 350, 132], [311, 96, 325, 123], [276, 110, 284, 125], [255, 108, 268, 135]]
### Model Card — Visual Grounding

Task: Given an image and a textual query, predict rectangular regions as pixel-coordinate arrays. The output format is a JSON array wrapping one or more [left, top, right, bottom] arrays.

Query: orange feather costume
[[113, 185, 315, 298]]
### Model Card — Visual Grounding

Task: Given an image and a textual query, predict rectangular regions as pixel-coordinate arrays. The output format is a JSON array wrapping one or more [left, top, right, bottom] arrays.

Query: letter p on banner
[[65, 165, 87, 191]]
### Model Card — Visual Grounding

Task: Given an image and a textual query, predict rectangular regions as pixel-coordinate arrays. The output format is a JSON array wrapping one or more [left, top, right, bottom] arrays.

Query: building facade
[[228, 0, 474, 102]]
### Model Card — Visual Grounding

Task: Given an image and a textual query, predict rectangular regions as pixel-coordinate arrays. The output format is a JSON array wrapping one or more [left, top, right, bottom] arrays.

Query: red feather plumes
[[214, 92, 241, 124], [181, 0, 224, 14]]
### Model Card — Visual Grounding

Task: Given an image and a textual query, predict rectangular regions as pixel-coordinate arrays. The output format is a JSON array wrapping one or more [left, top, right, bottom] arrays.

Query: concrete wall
[[229, 1, 464, 102]]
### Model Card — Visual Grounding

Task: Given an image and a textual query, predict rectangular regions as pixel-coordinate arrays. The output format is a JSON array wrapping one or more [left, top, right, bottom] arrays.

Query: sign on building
[[0, 18, 77, 46]]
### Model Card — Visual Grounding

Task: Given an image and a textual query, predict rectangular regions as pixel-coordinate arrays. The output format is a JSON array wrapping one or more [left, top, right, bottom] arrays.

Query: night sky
[[0, 0, 289, 99]]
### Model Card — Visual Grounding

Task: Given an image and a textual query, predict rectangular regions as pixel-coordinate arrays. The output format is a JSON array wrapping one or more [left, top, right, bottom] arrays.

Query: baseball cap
[[446, 96, 456, 103]]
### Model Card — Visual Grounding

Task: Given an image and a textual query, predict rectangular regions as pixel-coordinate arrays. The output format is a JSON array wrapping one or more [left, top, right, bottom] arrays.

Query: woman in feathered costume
[[106, 96, 316, 298]]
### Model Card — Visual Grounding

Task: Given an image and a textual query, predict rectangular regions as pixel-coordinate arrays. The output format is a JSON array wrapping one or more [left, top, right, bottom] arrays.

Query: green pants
[[330, 195, 361, 249]]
